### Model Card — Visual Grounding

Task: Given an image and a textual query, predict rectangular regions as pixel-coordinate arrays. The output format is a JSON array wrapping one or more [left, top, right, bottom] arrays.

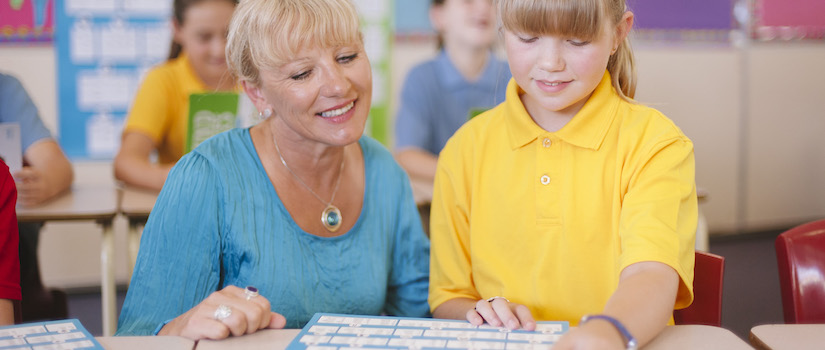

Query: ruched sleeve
[[116, 152, 224, 335]]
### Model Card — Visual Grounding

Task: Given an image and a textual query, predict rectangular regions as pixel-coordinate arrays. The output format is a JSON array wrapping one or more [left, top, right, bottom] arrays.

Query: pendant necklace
[[272, 135, 345, 232]]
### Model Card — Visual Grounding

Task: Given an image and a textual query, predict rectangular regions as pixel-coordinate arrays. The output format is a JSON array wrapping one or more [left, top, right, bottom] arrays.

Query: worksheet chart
[[287, 314, 569, 350]]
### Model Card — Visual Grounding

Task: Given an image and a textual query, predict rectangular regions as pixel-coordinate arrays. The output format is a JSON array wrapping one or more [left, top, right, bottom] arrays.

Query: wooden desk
[[118, 186, 159, 278], [750, 324, 825, 350], [16, 183, 120, 336], [645, 325, 752, 349], [96, 335, 195, 350], [193, 325, 751, 350], [197, 329, 300, 350]]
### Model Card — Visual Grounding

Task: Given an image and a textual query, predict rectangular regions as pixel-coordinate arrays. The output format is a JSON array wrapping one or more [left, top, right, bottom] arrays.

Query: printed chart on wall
[[0, 0, 54, 43], [354, 0, 391, 145], [55, 0, 172, 159]]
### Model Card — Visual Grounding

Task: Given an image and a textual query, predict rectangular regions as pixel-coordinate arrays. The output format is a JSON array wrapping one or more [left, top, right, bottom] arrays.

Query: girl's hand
[[466, 297, 536, 331], [159, 285, 287, 340], [552, 318, 626, 350]]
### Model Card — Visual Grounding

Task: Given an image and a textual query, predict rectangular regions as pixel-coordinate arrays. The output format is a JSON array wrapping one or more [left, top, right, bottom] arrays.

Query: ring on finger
[[487, 296, 510, 303], [244, 286, 259, 300], [213, 304, 232, 321]]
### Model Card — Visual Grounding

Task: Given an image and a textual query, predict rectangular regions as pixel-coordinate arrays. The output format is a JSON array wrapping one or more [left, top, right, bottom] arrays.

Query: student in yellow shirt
[[114, 0, 238, 190], [429, 0, 697, 349]]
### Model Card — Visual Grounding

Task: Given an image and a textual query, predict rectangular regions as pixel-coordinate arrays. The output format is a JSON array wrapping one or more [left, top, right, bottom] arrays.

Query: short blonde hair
[[226, 0, 362, 87], [496, 0, 636, 100]]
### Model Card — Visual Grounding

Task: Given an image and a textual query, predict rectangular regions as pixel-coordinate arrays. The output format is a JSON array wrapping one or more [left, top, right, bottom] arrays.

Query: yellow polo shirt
[[123, 54, 212, 164], [429, 72, 696, 325]]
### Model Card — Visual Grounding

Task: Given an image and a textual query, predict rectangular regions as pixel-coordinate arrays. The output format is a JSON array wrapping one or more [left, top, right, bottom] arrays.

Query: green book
[[185, 92, 240, 153]]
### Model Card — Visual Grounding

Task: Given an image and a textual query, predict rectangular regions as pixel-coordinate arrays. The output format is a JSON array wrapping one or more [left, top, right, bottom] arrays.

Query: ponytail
[[607, 36, 636, 101]]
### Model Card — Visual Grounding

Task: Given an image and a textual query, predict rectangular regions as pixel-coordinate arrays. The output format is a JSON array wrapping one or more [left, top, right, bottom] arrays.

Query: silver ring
[[244, 286, 259, 300], [213, 304, 232, 321], [487, 296, 510, 303]]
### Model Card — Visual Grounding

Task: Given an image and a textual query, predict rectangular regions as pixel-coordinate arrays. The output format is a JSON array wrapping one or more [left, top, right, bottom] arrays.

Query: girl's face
[[431, 0, 497, 50], [246, 42, 372, 147], [174, 0, 235, 85], [503, 14, 630, 120]]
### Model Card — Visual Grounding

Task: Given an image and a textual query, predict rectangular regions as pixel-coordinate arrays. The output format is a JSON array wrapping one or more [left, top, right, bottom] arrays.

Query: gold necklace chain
[[272, 133, 345, 209]]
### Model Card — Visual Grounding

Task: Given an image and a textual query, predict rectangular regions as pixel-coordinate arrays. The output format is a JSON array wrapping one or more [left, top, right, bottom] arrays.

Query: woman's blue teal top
[[116, 128, 430, 335]]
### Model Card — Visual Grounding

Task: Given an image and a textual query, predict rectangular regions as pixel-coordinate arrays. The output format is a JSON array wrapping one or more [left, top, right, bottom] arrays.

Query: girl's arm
[[113, 132, 173, 191], [395, 148, 438, 184], [15, 140, 73, 206], [554, 261, 678, 350]]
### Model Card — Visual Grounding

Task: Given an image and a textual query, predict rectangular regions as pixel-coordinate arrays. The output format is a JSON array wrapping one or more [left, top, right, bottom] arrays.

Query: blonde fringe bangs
[[227, 0, 362, 86], [498, 0, 606, 41]]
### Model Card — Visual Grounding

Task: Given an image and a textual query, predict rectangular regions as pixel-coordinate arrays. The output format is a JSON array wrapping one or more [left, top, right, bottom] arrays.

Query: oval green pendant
[[321, 205, 342, 232]]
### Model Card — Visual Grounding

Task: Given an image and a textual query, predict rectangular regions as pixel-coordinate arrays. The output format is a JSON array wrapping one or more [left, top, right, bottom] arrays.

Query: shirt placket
[[536, 135, 561, 226]]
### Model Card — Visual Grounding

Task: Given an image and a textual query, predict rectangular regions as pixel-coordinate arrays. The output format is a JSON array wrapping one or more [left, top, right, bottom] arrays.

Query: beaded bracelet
[[580, 314, 638, 350]]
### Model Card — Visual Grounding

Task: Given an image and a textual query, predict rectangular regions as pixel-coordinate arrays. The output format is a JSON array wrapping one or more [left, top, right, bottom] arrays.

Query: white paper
[[122, 0, 172, 15], [0, 123, 22, 175], [86, 113, 123, 158], [77, 69, 136, 110], [69, 20, 96, 63], [65, 0, 116, 15], [100, 20, 138, 63], [140, 22, 172, 61]]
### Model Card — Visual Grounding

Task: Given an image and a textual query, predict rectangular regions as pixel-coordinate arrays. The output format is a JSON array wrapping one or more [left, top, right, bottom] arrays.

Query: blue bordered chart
[[286, 313, 569, 350], [0, 319, 103, 349]]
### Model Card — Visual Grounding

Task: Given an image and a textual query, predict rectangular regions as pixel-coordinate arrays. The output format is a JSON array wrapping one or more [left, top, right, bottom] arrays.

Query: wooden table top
[[750, 324, 825, 350], [16, 183, 118, 223]]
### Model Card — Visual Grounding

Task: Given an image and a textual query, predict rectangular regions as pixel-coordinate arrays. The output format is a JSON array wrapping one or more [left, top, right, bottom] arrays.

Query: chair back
[[775, 219, 825, 323], [673, 251, 725, 326]]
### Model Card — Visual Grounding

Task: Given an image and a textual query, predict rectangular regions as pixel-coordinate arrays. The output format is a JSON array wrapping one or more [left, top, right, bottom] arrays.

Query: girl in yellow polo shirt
[[114, 0, 238, 191], [429, 0, 697, 349]]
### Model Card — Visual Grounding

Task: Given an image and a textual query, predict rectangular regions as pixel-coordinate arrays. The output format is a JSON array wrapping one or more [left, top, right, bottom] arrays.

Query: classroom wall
[[2, 38, 825, 288]]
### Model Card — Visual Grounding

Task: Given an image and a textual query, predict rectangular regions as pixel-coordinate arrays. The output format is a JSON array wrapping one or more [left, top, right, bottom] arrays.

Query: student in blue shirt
[[394, 0, 511, 184], [0, 72, 73, 321]]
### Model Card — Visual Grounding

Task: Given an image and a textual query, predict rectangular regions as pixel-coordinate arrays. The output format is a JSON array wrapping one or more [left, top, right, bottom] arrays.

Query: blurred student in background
[[0, 159, 21, 325], [394, 0, 511, 185], [1, 72, 74, 321], [114, 0, 239, 191]]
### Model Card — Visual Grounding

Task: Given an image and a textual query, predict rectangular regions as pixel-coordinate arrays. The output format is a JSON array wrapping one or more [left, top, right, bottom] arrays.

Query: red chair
[[673, 251, 725, 326], [775, 219, 825, 323]]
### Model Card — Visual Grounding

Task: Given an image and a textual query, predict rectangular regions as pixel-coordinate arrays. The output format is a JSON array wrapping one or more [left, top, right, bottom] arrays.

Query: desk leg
[[127, 221, 141, 283], [100, 221, 117, 336]]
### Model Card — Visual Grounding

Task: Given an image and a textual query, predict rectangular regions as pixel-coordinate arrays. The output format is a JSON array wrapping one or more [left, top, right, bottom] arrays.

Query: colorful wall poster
[[0, 0, 54, 43], [753, 0, 825, 40], [55, 0, 172, 159]]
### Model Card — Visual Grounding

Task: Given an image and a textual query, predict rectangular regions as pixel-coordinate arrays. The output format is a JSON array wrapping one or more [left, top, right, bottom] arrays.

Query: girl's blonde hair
[[496, 0, 636, 100], [226, 0, 362, 87]]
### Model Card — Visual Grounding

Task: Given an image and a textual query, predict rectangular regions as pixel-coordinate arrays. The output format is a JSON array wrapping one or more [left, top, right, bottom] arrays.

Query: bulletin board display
[[627, 0, 736, 42], [753, 0, 825, 40], [354, 0, 392, 145], [55, 0, 172, 159], [0, 0, 54, 43], [56, 0, 392, 159]]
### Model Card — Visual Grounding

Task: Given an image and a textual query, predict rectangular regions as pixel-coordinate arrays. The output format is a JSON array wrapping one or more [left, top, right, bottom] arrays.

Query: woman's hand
[[551, 319, 626, 350], [158, 285, 287, 340], [467, 297, 536, 331]]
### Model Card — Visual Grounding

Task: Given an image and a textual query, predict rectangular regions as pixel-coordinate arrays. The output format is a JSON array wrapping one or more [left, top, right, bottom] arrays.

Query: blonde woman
[[116, 0, 429, 339]]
